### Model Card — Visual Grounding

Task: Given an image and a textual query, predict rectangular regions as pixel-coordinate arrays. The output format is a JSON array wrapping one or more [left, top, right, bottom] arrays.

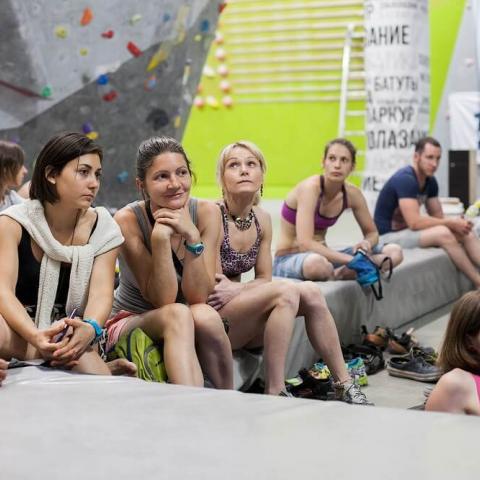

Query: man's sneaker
[[387, 354, 442, 382], [410, 346, 438, 365], [346, 357, 368, 386], [334, 382, 374, 405]]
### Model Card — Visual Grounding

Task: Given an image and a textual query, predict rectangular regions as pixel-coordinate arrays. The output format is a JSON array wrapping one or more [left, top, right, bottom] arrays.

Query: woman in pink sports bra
[[206, 141, 372, 404], [426, 291, 480, 415], [274, 138, 403, 281]]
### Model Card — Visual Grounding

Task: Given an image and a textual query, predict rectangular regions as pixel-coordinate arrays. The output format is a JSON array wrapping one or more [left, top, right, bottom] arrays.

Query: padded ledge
[[1, 366, 479, 480], [234, 248, 472, 387]]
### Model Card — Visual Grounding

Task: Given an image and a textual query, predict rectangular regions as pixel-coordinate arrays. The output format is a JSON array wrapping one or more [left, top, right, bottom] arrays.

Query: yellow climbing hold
[[174, 116, 181, 128], [130, 14, 142, 25], [86, 131, 99, 140], [147, 47, 169, 71], [80, 48, 89, 56], [54, 26, 68, 38]]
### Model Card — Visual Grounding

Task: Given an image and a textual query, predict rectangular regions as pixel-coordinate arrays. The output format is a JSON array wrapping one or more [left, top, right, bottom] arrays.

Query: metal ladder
[[338, 22, 366, 173]]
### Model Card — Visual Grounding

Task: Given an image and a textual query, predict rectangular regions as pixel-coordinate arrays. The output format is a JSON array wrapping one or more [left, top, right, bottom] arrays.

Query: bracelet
[[82, 318, 103, 345]]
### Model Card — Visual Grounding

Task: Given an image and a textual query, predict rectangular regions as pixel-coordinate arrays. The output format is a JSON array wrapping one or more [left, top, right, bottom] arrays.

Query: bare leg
[[116, 304, 204, 387], [420, 226, 480, 287], [190, 304, 233, 390], [218, 282, 299, 394], [0, 314, 116, 376], [302, 254, 335, 281], [73, 349, 111, 375], [294, 282, 350, 383], [0, 358, 8, 385], [460, 231, 480, 267], [0, 314, 38, 361], [371, 243, 404, 271]]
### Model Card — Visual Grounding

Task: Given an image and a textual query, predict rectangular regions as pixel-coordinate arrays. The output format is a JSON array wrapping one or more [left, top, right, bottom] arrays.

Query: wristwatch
[[184, 240, 205, 256], [83, 318, 103, 344]]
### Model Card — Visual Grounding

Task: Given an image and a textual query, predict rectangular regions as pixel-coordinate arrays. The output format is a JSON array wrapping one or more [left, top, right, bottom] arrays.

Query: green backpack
[[112, 327, 167, 382]]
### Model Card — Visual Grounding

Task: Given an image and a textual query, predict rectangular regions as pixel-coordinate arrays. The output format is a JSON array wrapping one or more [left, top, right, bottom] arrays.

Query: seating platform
[[2, 365, 478, 480], [234, 248, 472, 390]]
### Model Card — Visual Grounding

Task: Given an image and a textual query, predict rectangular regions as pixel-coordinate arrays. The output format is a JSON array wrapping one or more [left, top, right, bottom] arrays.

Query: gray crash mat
[[1, 367, 478, 480]]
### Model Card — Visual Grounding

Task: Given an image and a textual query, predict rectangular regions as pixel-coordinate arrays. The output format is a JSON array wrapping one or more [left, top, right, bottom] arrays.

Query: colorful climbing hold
[[79, 48, 89, 56], [194, 96, 205, 109], [41, 85, 52, 98], [82, 122, 94, 134], [130, 14, 142, 25], [127, 41, 143, 57], [163, 13, 171, 22], [220, 80, 231, 93], [206, 96, 220, 109], [200, 19, 210, 33], [214, 32, 224, 45], [222, 96, 233, 108], [194, 34, 202, 42], [102, 90, 118, 102], [80, 7, 93, 26], [86, 131, 99, 140], [174, 116, 181, 128], [96, 74, 109, 85], [101, 30, 114, 39], [182, 60, 192, 86], [147, 48, 168, 71], [54, 26, 68, 38], [144, 74, 157, 91], [215, 48, 227, 62], [217, 64, 229, 77], [218, 2, 227, 14], [116, 171, 129, 184], [203, 65, 216, 78]]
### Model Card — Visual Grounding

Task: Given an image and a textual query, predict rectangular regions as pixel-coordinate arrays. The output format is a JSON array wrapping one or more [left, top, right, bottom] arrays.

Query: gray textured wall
[[0, 0, 221, 207]]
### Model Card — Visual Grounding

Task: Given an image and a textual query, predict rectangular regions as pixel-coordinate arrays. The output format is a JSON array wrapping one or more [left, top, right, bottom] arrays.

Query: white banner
[[449, 92, 480, 150], [363, 0, 430, 211]]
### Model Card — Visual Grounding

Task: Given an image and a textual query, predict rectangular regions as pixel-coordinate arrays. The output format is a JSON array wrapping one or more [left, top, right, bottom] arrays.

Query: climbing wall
[[0, 0, 224, 207]]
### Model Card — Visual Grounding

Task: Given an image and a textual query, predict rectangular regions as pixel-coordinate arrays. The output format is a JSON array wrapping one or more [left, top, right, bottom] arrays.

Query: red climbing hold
[[102, 90, 118, 102], [127, 41, 142, 57], [101, 30, 114, 39]]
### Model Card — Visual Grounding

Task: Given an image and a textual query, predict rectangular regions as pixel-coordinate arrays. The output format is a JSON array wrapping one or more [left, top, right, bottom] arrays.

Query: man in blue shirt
[[374, 136, 480, 288]]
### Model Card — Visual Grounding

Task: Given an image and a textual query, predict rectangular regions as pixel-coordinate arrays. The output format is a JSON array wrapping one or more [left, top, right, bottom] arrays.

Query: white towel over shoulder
[[0, 199, 124, 330]]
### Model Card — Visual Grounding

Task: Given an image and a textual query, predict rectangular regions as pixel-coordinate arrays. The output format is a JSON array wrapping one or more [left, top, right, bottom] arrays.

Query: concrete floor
[[261, 199, 452, 410]]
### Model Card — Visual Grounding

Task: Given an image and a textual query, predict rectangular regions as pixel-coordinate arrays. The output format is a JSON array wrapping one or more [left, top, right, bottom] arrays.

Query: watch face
[[193, 243, 205, 255], [186, 242, 204, 255]]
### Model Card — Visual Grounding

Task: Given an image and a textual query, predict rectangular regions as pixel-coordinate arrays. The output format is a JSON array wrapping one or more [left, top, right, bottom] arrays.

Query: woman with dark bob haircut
[[0, 140, 28, 212], [0, 132, 134, 376], [106, 136, 233, 388], [426, 291, 480, 415]]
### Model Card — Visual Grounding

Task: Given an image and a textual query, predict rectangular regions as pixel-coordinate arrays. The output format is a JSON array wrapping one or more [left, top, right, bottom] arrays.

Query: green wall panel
[[184, 1, 466, 199]]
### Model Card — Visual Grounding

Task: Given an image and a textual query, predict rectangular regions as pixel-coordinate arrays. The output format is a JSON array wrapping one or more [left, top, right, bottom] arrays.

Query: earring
[[260, 184, 263, 197], [48, 178, 56, 184]]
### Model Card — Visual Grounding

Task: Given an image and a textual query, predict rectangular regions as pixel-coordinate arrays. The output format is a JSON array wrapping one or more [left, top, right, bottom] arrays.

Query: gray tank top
[[112, 199, 198, 314]]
